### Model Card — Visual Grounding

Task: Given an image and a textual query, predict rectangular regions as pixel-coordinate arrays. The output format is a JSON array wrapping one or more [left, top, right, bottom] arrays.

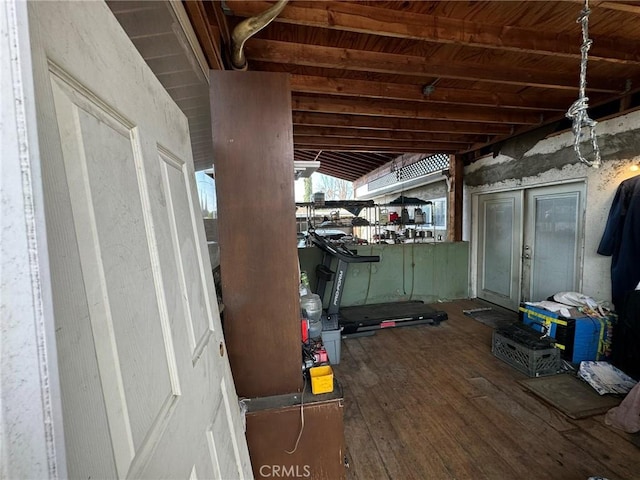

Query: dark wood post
[[448, 154, 464, 242], [210, 71, 303, 397]]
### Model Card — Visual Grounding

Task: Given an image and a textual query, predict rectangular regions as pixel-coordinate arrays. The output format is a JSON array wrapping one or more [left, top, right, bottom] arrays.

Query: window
[[431, 198, 447, 229], [195, 170, 217, 219]]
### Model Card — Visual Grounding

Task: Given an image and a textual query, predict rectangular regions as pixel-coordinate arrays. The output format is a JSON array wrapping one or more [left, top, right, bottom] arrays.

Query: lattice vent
[[368, 153, 449, 191]]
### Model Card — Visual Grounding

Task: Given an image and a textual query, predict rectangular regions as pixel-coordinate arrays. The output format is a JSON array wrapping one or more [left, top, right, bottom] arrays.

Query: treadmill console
[[308, 231, 380, 264]]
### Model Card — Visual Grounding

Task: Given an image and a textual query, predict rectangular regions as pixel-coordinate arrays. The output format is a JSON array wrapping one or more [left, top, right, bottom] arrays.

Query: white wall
[[464, 110, 640, 305], [374, 180, 448, 205]]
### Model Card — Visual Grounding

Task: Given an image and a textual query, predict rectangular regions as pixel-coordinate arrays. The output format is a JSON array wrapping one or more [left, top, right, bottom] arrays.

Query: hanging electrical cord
[[566, 0, 602, 168], [285, 380, 306, 455]]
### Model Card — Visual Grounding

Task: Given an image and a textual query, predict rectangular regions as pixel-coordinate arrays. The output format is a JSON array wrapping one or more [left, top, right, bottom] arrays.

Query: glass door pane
[[484, 201, 514, 296], [523, 185, 584, 302]]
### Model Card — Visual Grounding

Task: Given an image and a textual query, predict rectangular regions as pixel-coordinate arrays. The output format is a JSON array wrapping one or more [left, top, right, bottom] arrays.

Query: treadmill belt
[[339, 301, 447, 333]]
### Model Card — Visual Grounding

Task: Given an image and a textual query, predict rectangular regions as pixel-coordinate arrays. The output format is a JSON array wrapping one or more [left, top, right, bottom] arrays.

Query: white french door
[[521, 184, 585, 303], [477, 183, 584, 310], [477, 191, 523, 310]]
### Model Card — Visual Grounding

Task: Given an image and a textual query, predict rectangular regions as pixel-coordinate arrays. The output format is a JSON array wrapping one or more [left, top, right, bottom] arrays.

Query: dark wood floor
[[333, 299, 640, 480]]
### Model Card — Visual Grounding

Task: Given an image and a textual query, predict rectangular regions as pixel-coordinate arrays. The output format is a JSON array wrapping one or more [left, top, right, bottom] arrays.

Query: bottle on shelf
[[300, 293, 323, 340]]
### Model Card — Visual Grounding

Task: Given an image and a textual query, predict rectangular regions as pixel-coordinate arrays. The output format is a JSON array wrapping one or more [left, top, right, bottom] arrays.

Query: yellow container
[[309, 365, 334, 395]]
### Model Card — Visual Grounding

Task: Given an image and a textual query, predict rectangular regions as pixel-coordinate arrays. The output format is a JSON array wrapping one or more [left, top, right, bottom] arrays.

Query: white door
[[477, 184, 585, 310], [521, 184, 585, 302], [28, 2, 252, 479], [477, 191, 523, 310]]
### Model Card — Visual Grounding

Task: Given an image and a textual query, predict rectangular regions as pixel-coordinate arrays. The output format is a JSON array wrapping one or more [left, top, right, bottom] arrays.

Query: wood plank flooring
[[333, 299, 640, 480]]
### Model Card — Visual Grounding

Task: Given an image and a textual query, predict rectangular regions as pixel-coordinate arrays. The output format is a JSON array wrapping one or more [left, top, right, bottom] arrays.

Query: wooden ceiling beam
[[321, 155, 387, 175], [246, 39, 623, 93], [317, 160, 363, 176], [317, 167, 359, 182], [293, 126, 482, 144], [595, 2, 640, 15], [298, 144, 405, 154], [292, 95, 541, 125], [318, 151, 383, 168], [295, 144, 452, 155], [314, 158, 366, 179], [296, 149, 387, 169], [295, 136, 465, 151], [227, 0, 640, 65], [206, 1, 231, 48], [297, 153, 370, 180], [365, 153, 401, 164], [294, 150, 320, 161], [183, 0, 225, 70], [293, 112, 512, 135], [289, 75, 569, 112]]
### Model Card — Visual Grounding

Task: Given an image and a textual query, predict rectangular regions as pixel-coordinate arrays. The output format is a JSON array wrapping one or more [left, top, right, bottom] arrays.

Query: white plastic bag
[[553, 291, 598, 309], [605, 382, 640, 433]]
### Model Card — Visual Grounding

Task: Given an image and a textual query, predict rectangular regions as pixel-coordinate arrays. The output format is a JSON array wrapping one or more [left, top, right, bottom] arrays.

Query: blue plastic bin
[[520, 304, 613, 363]]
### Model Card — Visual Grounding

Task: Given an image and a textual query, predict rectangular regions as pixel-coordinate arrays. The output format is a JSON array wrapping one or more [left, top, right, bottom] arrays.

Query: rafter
[[306, 149, 398, 180], [245, 39, 624, 93], [292, 112, 513, 135], [183, 0, 225, 70], [289, 75, 570, 112], [293, 126, 482, 144], [292, 95, 544, 125], [295, 135, 464, 151], [317, 167, 359, 182], [342, 152, 402, 164], [295, 144, 450, 155], [596, 2, 640, 15], [227, 0, 640, 65], [314, 157, 368, 179], [319, 151, 384, 168]]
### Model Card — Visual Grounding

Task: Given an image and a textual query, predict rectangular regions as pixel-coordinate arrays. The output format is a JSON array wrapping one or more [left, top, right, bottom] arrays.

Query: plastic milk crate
[[519, 304, 614, 363], [492, 323, 562, 377]]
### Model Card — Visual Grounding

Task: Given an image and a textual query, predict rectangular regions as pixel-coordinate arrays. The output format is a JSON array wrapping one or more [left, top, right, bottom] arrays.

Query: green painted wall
[[298, 242, 469, 306]]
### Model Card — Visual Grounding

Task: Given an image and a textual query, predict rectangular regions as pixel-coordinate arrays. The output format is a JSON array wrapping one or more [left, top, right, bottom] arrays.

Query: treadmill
[[309, 231, 447, 335]]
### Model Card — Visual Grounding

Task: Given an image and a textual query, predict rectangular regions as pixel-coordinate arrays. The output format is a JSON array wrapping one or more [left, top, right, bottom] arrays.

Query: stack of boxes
[[519, 304, 615, 363], [491, 303, 615, 378]]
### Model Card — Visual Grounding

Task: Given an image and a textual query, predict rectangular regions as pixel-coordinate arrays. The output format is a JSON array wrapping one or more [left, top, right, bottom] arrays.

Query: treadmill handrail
[[308, 231, 380, 263]]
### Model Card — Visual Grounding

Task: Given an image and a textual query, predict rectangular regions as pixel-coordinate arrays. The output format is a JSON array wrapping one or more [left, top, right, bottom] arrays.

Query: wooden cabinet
[[245, 383, 346, 480]]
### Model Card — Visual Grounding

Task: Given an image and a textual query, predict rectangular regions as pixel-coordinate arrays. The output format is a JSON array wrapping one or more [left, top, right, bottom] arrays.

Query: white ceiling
[[107, 1, 213, 171]]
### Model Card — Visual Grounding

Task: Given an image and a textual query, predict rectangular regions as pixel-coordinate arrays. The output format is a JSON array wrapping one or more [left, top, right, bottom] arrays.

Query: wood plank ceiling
[[185, 0, 640, 181]]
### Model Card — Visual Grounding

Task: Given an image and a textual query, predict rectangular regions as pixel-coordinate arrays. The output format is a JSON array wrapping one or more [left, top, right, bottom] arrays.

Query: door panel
[[29, 2, 252, 478], [477, 192, 522, 310], [522, 185, 584, 302], [159, 148, 215, 362], [50, 70, 179, 472]]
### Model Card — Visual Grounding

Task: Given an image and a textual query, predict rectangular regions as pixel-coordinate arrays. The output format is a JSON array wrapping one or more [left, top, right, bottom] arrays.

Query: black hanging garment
[[597, 175, 640, 311], [598, 175, 640, 378], [611, 290, 640, 380]]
